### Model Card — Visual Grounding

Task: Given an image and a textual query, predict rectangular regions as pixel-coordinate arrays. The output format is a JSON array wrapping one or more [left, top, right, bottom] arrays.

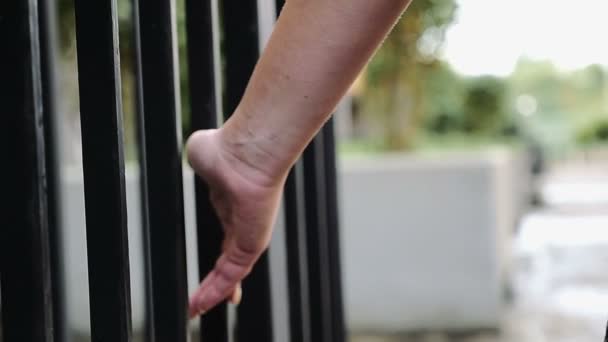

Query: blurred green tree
[[577, 118, 608, 145], [462, 76, 509, 134], [422, 62, 465, 134], [509, 59, 608, 153], [363, 0, 457, 149]]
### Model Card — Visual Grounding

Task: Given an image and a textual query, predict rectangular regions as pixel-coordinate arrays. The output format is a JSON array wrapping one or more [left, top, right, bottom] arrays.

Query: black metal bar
[[0, 0, 54, 340], [192, 182, 229, 342], [73, 0, 132, 340], [222, 0, 262, 115], [136, 0, 189, 340], [276, 0, 286, 14], [302, 133, 334, 342], [38, 0, 69, 340], [183, 0, 230, 340], [283, 161, 313, 342], [130, 0, 155, 340], [235, 254, 274, 341], [321, 120, 347, 342], [221, 1, 275, 341]]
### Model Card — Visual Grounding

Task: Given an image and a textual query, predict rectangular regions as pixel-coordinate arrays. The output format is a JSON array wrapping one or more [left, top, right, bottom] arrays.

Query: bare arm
[[223, 0, 412, 186], [187, 0, 412, 317]]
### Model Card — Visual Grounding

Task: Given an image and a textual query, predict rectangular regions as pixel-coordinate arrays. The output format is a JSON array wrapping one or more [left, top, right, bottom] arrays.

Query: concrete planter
[[339, 149, 530, 333]]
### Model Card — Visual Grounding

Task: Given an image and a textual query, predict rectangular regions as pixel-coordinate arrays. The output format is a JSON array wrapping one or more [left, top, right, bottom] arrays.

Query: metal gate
[[0, 0, 345, 341]]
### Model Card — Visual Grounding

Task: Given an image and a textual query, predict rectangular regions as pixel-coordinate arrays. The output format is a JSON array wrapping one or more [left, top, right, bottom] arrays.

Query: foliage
[[577, 118, 608, 145], [362, 0, 457, 150], [415, 64, 515, 139], [509, 59, 608, 153], [462, 76, 510, 134]]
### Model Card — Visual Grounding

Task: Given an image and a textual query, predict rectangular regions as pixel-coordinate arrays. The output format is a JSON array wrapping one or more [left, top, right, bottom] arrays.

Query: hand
[[185, 129, 285, 318]]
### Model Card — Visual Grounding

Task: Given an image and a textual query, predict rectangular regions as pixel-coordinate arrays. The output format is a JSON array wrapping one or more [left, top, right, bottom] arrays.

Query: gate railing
[[0, 0, 345, 341]]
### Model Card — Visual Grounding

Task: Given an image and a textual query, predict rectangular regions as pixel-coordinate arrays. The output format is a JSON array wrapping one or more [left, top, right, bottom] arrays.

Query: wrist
[[218, 120, 288, 189]]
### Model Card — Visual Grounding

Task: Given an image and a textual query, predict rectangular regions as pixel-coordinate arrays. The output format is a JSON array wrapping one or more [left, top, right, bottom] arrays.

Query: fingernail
[[189, 296, 206, 318], [231, 286, 242, 305]]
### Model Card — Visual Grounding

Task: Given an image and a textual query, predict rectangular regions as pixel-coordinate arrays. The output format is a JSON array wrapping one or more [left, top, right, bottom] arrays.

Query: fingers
[[189, 245, 257, 318]]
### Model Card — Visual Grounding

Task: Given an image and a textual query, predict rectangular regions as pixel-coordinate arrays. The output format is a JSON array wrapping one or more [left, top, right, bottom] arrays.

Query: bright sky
[[441, 0, 608, 76]]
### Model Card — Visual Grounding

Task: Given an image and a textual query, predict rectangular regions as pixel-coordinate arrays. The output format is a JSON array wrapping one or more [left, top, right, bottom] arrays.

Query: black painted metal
[[276, 0, 286, 14], [0, 0, 54, 340], [284, 161, 313, 342], [38, 0, 69, 340], [192, 180, 229, 342], [184, 0, 230, 340], [321, 120, 347, 342], [302, 133, 334, 342], [136, 0, 189, 340], [222, 1, 275, 341], [302, 121, 347, 342], [222, 0, 262, 115], [73, 0, 132, 340], [130, 0, 155, 340], [235, 254, 274, 341]]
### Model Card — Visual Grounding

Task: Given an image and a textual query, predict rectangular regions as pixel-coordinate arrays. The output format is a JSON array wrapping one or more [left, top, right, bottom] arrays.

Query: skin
[[186, 0, 413, 318]]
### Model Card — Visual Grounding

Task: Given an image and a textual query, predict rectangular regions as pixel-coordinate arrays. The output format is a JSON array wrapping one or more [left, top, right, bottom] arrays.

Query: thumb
[[188, 242, 258, 318]]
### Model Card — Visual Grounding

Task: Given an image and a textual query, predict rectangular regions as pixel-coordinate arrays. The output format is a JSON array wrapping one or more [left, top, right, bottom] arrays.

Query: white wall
[[60, 150, 527, 336], [339, 150, 527, 332]]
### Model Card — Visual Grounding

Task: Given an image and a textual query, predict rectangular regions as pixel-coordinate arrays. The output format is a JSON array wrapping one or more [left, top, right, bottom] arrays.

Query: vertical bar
[[303, 121, 347, 342], [222, 1, 274, 341], [38, 0, 69, 340], [183, 0, 230, 340], [321, 120, 347, 342], [73, 0, 132, 340], [136, 0, 189, 340], [0, 0, 54, 341], [275, 0, 285, 15], [283, 161, 313, 342], [222, 0, 262, 115], [130, 0, 155, 340], [302, 133, 334, 342]]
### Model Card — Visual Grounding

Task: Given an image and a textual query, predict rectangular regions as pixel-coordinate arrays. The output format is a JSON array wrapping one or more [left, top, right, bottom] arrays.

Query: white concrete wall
[[339, 150, 527, 333], [60, 150, 527, 336]]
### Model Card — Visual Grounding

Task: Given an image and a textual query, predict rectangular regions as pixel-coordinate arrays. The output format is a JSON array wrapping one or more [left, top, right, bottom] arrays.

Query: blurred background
[[338, 0, 608, 341], [51, 0, 608, 341]]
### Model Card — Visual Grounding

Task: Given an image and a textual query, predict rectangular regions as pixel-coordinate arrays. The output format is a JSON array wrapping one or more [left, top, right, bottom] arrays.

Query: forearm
[[220, 0, 411, 186]]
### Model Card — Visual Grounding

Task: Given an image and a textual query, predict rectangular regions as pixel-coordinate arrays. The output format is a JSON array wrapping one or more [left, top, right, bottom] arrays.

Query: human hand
[[185, 129, 285, 318]]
